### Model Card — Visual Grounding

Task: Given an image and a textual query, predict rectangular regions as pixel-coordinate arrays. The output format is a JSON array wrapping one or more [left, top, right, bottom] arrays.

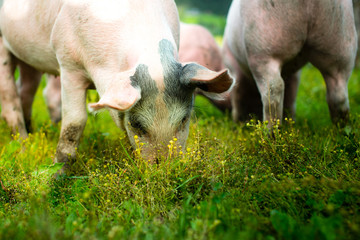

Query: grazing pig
[[224, 0, 357, 125], [40, 23, 232, 122], [0, 0, 233, 172], [179, 23, 232, 112]]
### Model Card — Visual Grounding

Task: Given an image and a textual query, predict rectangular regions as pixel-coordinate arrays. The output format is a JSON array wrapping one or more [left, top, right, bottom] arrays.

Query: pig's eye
[[181, 116, 188, 124], [130, 118, 147, 135], [178, 116, 188, 130]]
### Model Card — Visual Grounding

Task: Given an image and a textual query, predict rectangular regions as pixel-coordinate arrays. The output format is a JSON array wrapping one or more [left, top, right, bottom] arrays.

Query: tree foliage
[[175, 0, 232, 16]]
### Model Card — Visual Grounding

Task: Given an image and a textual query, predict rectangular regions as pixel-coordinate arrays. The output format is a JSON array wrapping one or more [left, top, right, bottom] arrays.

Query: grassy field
[[0, 64, 360, 239], [1, 8, 360, 239]]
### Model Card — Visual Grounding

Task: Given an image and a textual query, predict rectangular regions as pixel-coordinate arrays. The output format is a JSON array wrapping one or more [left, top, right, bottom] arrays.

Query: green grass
[[1, 65, 360, 239]]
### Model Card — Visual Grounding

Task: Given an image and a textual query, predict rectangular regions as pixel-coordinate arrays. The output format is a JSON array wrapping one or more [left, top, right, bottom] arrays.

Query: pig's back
[[0, 0, 63, 74]]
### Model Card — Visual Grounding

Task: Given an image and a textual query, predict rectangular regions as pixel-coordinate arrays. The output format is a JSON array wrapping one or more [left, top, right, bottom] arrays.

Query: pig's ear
[[183, 63, 234, 93], [89, 83, 141, 111]]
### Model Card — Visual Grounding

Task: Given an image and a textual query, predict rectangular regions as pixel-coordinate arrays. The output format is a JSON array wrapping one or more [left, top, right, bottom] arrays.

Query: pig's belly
[[3, 36, 60, 75]]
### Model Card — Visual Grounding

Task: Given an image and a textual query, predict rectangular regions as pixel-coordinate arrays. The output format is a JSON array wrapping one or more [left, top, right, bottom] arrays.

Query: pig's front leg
[[54, 70, 88, 174], [251, 59, 285, 127]]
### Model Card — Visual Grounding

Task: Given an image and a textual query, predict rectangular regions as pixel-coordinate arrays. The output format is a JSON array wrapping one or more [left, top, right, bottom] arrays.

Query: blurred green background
[[175, 0, 231, 37], [175, 0, 232, 15]]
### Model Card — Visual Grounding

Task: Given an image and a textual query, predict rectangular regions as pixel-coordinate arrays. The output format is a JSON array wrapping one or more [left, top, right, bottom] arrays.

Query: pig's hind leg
[[44, 75, 62, 123], [231, 70, 262, 122], [318, 67, 351, 125], [17, 60, 42, 132], [323, 70, 351, 124], [283, 72, 300, 120], [309, 47, 356, 125], [307, 5, 357, 125], [0, 37, 28, 137]]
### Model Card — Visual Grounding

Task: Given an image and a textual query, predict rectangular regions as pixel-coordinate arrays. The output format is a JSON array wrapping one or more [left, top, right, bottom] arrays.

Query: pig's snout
[[135, 139, 183, 164]]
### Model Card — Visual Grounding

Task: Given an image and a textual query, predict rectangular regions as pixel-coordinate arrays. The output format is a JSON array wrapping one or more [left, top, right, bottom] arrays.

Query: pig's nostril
[[145, 155, 159, 165], [155, 157, 160, 164]]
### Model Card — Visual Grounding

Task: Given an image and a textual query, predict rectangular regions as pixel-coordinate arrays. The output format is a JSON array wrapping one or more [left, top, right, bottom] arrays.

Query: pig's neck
[[134, 38, 179, 90], [92, 38, 179, 95]]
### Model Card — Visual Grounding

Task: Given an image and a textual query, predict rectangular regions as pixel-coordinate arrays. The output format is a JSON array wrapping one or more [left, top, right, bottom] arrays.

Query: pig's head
[[90, 40, 233, 161]]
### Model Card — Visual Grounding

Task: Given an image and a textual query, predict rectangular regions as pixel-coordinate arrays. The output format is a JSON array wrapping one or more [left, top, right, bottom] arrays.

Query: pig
[[39, 22, 232, 124], [223, 0, 357, 125], [39, 23, 232, 126], [179, 23, 232, 112], [179, 23, 224, 72], [0, 0, 233, 173]]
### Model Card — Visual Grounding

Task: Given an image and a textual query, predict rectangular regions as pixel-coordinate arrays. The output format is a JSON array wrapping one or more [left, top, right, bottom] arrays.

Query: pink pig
[[40, 22, 232, 124], [179, 23, 232, 112], [224, 0, 357, 126], [0, 0, 233, 172]]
